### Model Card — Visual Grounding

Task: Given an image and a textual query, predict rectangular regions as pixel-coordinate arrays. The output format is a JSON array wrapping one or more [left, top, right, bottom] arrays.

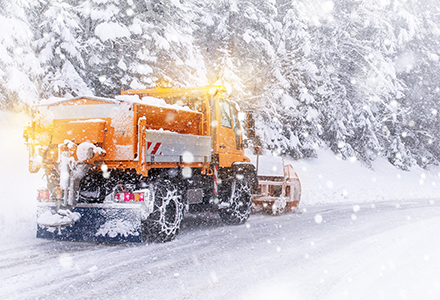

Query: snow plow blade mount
[[37, 204, 143, 243]]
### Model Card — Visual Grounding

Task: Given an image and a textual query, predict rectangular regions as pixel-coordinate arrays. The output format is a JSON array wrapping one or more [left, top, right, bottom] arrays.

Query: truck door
[[215, 99, 245, 166], [230, 104, 241, 150]]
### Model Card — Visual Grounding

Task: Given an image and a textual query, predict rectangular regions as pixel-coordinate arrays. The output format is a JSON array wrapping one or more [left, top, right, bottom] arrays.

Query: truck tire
[[219, 178, 252, 225], [143, 179, 184, 243]]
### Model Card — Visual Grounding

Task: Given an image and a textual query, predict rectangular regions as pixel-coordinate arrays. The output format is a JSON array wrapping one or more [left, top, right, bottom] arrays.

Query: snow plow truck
[[24, 85, 301, 243], [24, 86, 261, 243]]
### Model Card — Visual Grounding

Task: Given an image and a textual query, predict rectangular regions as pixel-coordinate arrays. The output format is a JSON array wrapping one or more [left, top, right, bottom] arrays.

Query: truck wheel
[[219, 178, 252, 225], [143, 180, 184, 243]]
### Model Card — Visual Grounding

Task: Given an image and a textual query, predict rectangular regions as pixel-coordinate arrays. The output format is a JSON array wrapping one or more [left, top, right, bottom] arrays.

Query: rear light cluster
[[116, 192, 145, 202], [37, 187, 62, 202], [37, 189, 52, 201]]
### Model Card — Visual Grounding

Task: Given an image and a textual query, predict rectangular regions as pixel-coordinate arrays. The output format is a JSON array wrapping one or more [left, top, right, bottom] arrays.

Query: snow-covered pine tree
[[195, 0, 281, 100], [194, 0, 244, 98], [33, 0, 91, 99], [265, 0, 416, 167], [79, 0, 206, 96], [0, 0, 41, 110], [390, 0, 440, 167], [2, 0, 440, 170], [77, 0, 137, 96], [257, 3, 326, 159], [329, 0, 408, 166], [195, 0, 286, 155]]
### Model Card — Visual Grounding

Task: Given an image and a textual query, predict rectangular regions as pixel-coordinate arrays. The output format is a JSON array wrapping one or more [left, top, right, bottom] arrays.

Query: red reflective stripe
[[150, 143, 161, 155], [146, 142, 161, 155]]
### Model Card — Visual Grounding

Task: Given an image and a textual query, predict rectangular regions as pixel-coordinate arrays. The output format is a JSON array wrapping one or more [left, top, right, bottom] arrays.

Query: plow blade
[[253, 164, 301, 214], [36, 203, 143, 243], [248, 152, 302, 214]]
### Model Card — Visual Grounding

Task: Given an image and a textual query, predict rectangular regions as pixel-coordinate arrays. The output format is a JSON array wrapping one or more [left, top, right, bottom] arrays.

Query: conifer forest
[[1, 0, 440, 169]]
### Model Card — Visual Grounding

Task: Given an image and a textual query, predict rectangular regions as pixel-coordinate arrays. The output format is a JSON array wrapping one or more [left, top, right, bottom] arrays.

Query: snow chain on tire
[[219, 178, 252, 225], [143, 179, 184, 243]]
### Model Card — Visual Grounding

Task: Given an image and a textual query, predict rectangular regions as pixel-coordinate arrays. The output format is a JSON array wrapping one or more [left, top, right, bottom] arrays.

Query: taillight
[[37, 189, 51, 201], [116, 192, 145, 202]]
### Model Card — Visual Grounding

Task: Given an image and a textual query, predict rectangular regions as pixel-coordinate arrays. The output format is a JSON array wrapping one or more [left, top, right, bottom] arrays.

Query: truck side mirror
[[241, 139, 250, 149], [244, 112, 256, 139]]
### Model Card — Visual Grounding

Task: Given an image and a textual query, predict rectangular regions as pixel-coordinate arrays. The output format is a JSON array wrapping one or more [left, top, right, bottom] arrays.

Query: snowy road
[[2, 200, 440, 300]]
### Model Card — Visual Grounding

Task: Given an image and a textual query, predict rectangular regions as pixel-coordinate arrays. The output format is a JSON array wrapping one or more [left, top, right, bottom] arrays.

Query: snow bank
[[286, 148, 440, 206]]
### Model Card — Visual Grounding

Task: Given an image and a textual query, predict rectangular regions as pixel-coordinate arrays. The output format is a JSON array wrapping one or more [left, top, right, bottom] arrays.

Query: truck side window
[[230, 105, 241, 149], [220, 100, 232, 128]]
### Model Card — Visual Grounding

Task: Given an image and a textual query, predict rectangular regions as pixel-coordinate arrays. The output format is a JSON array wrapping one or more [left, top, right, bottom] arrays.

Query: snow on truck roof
[[38, 96, 120, 106], [38, 94, 194, 112], [115, 95, 194, 111]]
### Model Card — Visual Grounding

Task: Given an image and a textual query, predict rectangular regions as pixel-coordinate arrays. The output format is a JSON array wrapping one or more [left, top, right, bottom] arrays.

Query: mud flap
[[36, 204, 143, 243]]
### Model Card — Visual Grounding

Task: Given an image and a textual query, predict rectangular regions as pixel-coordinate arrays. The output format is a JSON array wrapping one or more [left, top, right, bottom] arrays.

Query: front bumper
[[36, 202, 143, 243]]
